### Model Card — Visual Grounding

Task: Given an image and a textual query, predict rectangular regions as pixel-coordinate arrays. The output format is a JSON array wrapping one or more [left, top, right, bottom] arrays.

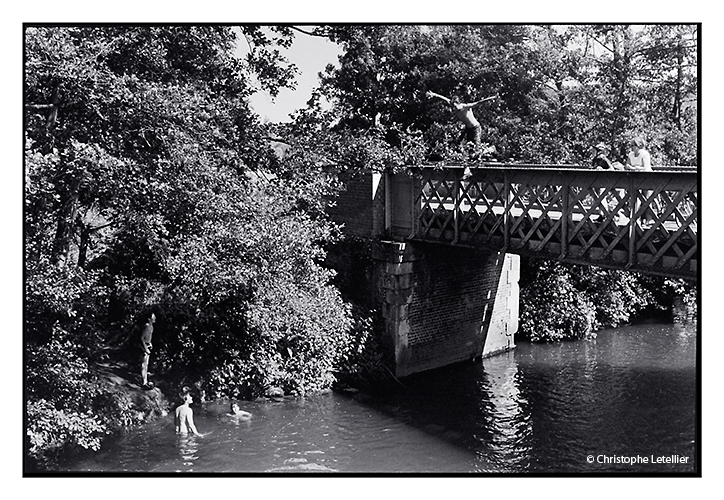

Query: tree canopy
[[286, 24, 697, 166], [24, 24, 698, 464], [24, 25, 362, 462]]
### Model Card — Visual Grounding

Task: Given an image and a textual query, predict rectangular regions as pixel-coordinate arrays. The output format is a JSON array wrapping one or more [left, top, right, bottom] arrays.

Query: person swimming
[[229, 401, 252, 420]]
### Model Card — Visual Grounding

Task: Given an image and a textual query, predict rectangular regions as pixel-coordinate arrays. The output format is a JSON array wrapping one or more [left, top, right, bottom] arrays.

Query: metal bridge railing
[[391, 164, 698, 280]]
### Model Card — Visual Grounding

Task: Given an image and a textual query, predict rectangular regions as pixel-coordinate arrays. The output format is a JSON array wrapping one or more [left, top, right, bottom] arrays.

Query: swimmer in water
[[175, 389, 202, 436], [229, 401, 252, 420]]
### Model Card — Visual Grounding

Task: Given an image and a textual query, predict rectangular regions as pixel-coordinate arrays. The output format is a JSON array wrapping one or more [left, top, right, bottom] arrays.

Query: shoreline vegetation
[[25, 255, 696, 472], [24, 25, 697, 471]]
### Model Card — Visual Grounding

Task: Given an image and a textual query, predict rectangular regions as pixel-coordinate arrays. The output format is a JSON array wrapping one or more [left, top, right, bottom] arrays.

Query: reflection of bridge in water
[[388, 164, 697, 280]]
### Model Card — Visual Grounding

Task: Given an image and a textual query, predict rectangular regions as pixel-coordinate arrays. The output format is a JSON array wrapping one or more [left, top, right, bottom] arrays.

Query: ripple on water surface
[[57, 323, 697, 474]]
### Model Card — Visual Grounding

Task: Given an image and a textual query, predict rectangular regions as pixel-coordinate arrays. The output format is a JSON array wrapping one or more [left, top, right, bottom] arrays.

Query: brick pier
[[372, 241, 518, 377]]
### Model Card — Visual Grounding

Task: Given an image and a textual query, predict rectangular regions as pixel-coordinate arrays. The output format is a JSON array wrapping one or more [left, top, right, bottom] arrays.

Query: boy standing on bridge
[[426, 90, 497, 148]]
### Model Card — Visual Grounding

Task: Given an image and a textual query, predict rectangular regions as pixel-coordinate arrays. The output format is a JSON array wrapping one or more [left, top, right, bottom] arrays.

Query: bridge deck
[[388, 164, 698, 280]]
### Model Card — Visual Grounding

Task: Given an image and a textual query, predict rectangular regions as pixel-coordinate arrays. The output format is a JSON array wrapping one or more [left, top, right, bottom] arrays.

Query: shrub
[[26, 399, 108, 459], [519, 261, 596, 342], [203, 353, 279, 400], [333, 311, 390, 388], [25, 325, 170, 463], [569, 266, 654, 329], [518, 258, 689, 342], [26, 332, 98, 412]]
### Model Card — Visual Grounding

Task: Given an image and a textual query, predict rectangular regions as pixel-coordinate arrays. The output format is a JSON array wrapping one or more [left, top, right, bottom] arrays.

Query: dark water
[[60, 323, 698, 474]]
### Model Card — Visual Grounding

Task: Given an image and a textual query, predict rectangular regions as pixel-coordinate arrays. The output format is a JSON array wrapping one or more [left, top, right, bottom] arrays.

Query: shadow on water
[[341, 351, 532, 472]]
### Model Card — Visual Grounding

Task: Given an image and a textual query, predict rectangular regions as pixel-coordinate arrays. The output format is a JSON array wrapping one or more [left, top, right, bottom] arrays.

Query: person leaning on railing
[[624, 136, 652, 172], [624, 136, 655, 228], [591, 142, 625, 171], [591, 142, 614, 170], [590, 143, 625, 221]]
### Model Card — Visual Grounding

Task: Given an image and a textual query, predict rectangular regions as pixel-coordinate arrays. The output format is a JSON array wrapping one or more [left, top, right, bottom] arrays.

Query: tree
[[25, 25, 358, 462], [300, 24, 698, 341], [571, 24, 698, 164], [309, 24, 697, 165]]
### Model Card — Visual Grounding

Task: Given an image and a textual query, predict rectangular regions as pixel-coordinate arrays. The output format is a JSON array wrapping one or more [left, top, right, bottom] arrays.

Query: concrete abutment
[[372, 240, 519, 377]]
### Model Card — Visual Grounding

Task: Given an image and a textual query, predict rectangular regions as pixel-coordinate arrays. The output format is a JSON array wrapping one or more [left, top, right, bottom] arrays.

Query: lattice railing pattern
[[408, 165, 697, 279]]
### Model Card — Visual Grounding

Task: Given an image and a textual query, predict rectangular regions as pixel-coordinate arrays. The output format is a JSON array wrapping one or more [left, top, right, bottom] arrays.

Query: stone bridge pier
[[373, 240, 518, 377], [325, 168, 519, 377]]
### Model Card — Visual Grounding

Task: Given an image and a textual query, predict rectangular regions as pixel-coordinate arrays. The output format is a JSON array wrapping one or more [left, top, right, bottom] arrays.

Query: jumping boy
[[426, 90, 497, 147]]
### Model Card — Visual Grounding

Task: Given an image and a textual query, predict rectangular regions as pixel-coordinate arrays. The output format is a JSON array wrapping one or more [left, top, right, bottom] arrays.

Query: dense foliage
[[518, 259, 697, 341], [298, 24, 697, 166], [24, 24, 698, 464], [24, 26, 368, 464], [299, 24, 698, 341], [519, 260, 649, 342]]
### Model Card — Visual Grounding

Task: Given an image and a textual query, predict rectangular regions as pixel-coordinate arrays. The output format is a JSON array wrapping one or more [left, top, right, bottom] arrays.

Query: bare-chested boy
[[175, 389, 201, 436], [140, 312, 155, 389], [426, 90, 497, 147]]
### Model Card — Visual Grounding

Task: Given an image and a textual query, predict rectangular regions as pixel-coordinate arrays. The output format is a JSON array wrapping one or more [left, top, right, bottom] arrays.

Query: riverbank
[[26, 285, 695, 473], [24, 358, 171, 473], [44, 322, 697, 474]]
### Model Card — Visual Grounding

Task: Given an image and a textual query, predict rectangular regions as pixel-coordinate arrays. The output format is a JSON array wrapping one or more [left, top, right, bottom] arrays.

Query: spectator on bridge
[[426, 90, 497, 149], [591, 143, 613, 170], [591, 142, 628, 220], [625, 136, 652, 171], [625, 136, 655, 228], [591, 143, 625, 171]]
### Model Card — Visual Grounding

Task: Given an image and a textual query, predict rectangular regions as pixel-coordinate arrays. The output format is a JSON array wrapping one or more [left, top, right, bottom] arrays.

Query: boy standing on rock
[[140, 312, 156, 390]]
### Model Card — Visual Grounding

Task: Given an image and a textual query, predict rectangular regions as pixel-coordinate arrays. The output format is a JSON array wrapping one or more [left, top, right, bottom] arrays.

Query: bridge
[[387, 164, 697, 280], [327, 163, 698, 377]]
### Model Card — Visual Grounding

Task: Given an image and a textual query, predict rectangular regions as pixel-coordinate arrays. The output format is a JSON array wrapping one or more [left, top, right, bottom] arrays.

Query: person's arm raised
[[426, 90, 451, 104], [471, 94, 498, 106]]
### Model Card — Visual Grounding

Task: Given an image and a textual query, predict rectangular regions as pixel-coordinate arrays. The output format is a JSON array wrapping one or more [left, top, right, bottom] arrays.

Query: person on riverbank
[[140, 312, 156, 390], [426, 90, 496, 148], [175, 388, 202, 436]]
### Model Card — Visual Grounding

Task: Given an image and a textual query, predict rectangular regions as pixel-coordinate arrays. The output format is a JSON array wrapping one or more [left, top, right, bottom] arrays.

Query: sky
[[236, 28, 344, 123]]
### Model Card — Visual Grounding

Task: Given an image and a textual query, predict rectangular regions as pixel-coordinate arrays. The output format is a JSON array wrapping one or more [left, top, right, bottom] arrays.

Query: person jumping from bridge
[[426, 90, 497, 149]]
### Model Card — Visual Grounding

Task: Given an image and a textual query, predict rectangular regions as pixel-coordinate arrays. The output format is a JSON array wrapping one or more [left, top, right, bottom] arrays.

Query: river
[[57, 322, 698, 474]]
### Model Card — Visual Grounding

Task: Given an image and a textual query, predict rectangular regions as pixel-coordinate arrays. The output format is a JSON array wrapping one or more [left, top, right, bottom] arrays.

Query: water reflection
[[57, 323, 697, 474], [475, 352, 531, 472], [176, 435, 200, 470]]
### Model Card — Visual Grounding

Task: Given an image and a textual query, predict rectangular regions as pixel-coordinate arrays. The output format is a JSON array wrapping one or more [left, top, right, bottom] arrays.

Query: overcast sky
[[237, 28, 343, 123]]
